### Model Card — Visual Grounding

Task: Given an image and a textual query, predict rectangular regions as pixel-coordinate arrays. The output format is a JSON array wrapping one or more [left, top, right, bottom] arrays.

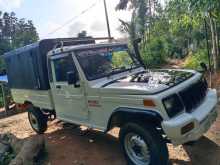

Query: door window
[[52, 55, 78, 82]]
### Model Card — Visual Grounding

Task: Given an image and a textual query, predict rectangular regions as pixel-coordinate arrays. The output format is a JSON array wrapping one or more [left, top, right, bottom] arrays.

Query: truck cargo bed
[[11, 89, 54, 110]]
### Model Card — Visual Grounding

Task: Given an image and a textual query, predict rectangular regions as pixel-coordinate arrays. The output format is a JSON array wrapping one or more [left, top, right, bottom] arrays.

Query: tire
[[28, 106, 48, 134], [119, 123, 169, 165]]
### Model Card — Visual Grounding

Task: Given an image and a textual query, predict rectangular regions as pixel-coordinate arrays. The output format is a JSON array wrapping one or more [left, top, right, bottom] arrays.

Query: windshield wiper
[[107, 67, 124, 77]]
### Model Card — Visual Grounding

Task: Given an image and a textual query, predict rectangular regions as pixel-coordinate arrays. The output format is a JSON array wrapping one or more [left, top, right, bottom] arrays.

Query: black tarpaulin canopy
[[2, 38, 95, 90]]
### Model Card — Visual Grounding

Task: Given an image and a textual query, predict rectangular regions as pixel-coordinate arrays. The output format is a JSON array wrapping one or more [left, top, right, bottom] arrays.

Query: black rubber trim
[[105, 107, 163, 132]]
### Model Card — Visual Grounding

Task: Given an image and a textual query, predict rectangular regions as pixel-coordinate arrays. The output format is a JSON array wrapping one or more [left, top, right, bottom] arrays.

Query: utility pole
[[103, 0, 112, 41]]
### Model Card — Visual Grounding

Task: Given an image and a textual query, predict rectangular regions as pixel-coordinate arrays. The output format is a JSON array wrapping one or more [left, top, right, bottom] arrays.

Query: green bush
[[141, 37, 166, 68], [112, 51, 132, 68], [183, 49, 209, 69]]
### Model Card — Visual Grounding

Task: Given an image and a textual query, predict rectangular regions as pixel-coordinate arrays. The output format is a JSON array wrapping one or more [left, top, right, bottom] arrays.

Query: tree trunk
[[208, 13, 219, 71], [214, 20, 219, 68], [147, 0, 152, 41]]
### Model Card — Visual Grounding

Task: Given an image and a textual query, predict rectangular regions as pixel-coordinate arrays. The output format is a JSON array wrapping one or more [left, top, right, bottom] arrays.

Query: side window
[[53, 55, 78, 82]]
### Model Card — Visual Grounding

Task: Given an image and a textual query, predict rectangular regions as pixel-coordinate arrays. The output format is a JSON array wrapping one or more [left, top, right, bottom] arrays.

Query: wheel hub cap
[[29, 113, 39, 130], [124, 133, 151, 165]]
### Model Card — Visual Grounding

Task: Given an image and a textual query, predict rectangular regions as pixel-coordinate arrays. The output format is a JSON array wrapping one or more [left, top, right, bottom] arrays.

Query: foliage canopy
[[117, 0, 220, 70], [0, 11, 39, 55]]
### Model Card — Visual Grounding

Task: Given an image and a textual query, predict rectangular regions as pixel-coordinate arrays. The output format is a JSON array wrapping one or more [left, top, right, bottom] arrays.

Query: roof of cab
[[48, 42, 128, 57]]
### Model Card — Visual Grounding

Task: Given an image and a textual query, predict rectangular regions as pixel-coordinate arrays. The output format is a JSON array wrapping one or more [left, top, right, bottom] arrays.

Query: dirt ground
[[0, 103, 219, 165]]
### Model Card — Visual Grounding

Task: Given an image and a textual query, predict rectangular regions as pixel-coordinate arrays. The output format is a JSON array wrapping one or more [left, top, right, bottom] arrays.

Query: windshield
[[76, 45, 140, 80]]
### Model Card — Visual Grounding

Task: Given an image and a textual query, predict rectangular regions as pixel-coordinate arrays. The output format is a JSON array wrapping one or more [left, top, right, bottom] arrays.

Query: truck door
[[49, 53, 88, 122]]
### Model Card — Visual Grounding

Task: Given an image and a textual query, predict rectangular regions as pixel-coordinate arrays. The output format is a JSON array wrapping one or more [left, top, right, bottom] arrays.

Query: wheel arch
[[105, 107, 163, 132], [24, 100, 56, 120]]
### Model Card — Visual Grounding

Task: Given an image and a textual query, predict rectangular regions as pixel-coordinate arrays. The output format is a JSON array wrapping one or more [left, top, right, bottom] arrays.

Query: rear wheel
[[119, 123, 168, 165], [28, 106, 48, 134]]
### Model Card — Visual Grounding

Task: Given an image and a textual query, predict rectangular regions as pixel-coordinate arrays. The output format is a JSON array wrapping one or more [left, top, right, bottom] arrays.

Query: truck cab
[[47, 43, 144, 129], [3, 39, 218, 165]]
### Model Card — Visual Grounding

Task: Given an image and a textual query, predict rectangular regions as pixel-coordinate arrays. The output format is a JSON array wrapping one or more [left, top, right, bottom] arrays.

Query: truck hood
[[103, 69, 195, 94]]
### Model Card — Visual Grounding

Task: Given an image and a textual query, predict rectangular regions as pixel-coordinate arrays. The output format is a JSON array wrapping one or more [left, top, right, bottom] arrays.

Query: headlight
[[162, 94, 184, 118]]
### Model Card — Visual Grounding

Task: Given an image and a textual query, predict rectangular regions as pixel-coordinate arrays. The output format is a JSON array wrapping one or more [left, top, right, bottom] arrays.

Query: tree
[[168, 0, 220, 71], [0, 11, 39, 54], [13, 19, 39, 47], [0, 11, 39, 70], [116, 0, 168, 67], [116, 0, 159, 41], [116, 0, 220, 70]]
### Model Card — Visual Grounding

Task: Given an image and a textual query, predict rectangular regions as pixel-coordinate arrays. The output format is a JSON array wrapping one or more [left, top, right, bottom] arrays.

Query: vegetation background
[[117, 0, 220, 71], [0, 11, 39, 69], [0, 11, 39, 108], [0, 0, 220, 71]]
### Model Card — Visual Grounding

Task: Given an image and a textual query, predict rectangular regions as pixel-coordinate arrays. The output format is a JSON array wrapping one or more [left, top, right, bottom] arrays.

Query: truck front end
[[160, 74, 218, 145]]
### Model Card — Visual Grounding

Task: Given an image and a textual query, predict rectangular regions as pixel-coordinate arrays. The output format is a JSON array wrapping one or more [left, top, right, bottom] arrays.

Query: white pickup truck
[[3, 38, 218, 165]]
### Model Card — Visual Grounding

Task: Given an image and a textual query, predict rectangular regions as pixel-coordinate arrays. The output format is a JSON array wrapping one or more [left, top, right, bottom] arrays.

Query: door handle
[[56, 85, 61, 89]]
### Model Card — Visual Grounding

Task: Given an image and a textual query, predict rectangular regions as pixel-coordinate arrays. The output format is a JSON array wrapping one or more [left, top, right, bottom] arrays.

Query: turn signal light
[[143, 100, 156, 107]]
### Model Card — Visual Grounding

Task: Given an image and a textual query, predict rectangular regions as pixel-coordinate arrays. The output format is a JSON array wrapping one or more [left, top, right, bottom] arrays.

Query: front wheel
[[28, 106, 48, 134], [119, 123, 168, 165]]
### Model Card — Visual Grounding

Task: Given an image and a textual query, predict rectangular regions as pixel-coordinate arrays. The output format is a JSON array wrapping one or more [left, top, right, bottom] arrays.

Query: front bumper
[[162, 89, 218, 145]]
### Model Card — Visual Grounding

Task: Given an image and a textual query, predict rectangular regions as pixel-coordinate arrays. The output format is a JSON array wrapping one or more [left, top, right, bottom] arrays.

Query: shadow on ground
[[0, 106, 25, 120], [44, 123, 220, 165], [170, 136, 220, 165], [45, 123, 125, 165]]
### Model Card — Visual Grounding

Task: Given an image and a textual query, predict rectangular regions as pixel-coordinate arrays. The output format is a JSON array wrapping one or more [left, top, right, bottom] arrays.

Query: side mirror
[[67, 71, 80, 87]]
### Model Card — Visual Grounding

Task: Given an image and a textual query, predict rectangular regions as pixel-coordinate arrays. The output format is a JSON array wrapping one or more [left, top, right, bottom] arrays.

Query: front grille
[[179, 78, 208, 113]]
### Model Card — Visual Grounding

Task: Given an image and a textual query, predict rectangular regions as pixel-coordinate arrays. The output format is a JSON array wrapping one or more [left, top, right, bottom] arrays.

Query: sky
[[0, 0, 132, 39]]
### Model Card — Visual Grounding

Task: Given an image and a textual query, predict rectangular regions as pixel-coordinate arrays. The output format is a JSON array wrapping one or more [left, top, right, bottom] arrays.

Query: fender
[[105, 107, 163, 132]]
